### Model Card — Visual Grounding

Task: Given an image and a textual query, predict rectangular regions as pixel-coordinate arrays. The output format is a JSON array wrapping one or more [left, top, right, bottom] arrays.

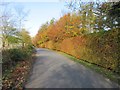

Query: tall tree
[[108, 1, 120, 29], [14, 5, 29, 31], [0, 2, 29, 48], [0, 3, 18, 48]]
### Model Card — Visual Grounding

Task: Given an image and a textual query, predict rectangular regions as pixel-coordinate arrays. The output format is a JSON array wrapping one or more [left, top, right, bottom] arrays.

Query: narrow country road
[[25, 48, 119, 88]]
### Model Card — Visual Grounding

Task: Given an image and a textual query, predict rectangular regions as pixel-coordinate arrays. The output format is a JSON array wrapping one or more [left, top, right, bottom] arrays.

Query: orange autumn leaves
[[33, 13, 82, 46], [33, 13, 119, 74]]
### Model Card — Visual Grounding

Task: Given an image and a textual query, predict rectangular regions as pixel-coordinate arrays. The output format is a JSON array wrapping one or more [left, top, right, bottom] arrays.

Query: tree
[[0, 2, 29, 48], [0, 3, 18, 48], [67, 1, 119, 32], [38, 22, 48, 33], [14, 5, 29, 31], [78, 2, 96, 33], [50, 18, 55, 25], [19, 28, 31, 48], [108, 1, 120, 28], [109, 1, 120, 18]]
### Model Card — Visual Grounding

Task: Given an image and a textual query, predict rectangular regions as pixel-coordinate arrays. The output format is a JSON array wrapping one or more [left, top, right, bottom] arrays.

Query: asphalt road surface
[[25, 48, 119, 88]]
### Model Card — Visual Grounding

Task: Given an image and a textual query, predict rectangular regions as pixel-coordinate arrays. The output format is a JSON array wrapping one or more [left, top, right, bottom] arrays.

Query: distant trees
[[1, 3, 18, 47], [67, 1, 96, 33], [0, 2, 31, 49], [67, 1, 120, 32], [19, 29, 31, 48], [33, 1, 119, 48], [33, 13, 82, 47], [38, 22, 48, 33]]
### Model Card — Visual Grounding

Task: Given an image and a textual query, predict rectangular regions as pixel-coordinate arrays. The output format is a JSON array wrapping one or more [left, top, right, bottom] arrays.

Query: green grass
[[57, 51, 120, 85]]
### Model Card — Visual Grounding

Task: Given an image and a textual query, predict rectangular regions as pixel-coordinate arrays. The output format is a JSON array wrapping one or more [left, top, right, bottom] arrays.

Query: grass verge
[[57, 51, 120, 85]]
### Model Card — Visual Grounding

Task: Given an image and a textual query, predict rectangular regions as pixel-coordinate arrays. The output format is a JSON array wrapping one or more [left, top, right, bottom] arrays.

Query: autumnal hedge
[[42, 29, 119, 74]]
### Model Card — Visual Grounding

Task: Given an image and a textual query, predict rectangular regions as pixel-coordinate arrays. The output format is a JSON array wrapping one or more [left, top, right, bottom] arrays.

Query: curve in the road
[[25, 48, 119, 88]]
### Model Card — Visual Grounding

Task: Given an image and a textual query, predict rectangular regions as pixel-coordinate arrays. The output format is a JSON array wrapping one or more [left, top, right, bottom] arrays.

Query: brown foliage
[[33, 13, 119, 74]]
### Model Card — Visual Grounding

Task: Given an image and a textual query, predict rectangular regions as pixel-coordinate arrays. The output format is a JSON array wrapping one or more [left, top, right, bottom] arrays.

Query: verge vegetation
[[0, 3, 35, 89], [57, 51, 120, 85]]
